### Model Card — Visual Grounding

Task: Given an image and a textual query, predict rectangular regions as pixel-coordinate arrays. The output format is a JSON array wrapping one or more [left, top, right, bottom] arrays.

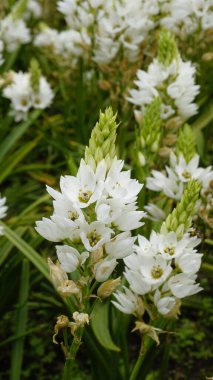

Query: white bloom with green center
[[139, 255, 172, 287], [80, 221, 113, 252], [2, 71, 53, 122], [147, 153, 213, 200], [168, 273, 202, 298], [172, 154, 213, 187], [60, 160, 106, 209], [157, 231, 189, 260], [56, 245, 89, 273]]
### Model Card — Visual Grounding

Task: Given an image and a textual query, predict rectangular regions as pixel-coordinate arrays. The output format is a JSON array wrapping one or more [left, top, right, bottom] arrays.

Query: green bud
[[141, 98, 162, 146], [176, 124, 196, 162], [161, 180, 201, 236], [29, 59, 41, 93], [157, 30, 178, 67], [84, 107, 118, 170], [11, 0, 28, 19]]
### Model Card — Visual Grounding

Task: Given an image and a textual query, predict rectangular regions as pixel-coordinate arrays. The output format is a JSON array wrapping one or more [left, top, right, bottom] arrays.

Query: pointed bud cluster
[[157, 30, 178, 67], [176, 124, 196, 162], [84, 108, 118, 171], [162, 180, 200, 235], [29, 58, 41, 93], [11, 0, 29, 20], [139, 97, 162, 155]]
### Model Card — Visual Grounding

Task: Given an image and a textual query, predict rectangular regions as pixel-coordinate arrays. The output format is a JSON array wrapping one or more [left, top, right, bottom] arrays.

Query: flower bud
[[48, 258, 68, 289], [97, 277, 121, 299]]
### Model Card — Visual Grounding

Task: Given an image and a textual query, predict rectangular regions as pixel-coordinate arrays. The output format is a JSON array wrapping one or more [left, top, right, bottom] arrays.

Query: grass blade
[[10, 259, 30, 380]]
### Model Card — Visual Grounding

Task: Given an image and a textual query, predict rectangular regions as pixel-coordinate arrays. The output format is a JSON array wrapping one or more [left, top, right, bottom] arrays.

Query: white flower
[[112, 286, 143, 315], [94, 258, 117, 282], [56, 245, 89, 272], [157, 231, 189, 260], [105, 232, 136, 259], [154, 290, 176, 315], [80, 221, 112, 252], [0, 194, 7, 220], [0, 194, 7, 236], [127, 56, 199, 122], [173, 154, 213, 187], [105, 159, 143, 203], [60, 160, 105, 208], [34, 28, 59, 49], [31, 77, 54, 109], [124, 269, 151, 295], [2, 71, 53, 121], [144, 203, 166, 222], [146, 167, 184, 200], [25, 0, 42, 19], [0, 16, 31, 52], [139, 254, 172, 286], [161, 0, 213, 37], [168, 273, 202, 298], [3, 72, 32, 116], [35, 218, 67, 242], [175, 252, 202, 275]]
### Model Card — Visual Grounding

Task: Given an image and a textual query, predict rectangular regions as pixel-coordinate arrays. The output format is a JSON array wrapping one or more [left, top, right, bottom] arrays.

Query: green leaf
[[0, 222, 50, 282], [91, 300, 120, 352], [10, 259, 30, 380], [0, 137, 41, 183], [0, 109, 42, 163]]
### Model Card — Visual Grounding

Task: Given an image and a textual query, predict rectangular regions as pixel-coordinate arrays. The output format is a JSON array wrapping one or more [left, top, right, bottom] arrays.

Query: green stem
[[129, 339, 146, 380], [63, 328, 84, 380]]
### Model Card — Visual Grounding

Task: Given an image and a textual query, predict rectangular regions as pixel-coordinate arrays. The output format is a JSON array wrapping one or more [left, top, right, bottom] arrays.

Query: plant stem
[[63, 328, 84, 380], [129, 339, 146, 380]]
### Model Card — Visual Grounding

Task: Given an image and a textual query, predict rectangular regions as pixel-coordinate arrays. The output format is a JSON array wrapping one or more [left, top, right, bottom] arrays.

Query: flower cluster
[[113, 181, 203, 317], [34, 0, 160, 65], [160, 0, 213, 38], [127, 31, 200, 121], [146, 153, 213, 201], [0, 194, 7, 236], [0, 16, 31, 52], [36, 109, 144, 286], [2, 69, 54, 121]]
